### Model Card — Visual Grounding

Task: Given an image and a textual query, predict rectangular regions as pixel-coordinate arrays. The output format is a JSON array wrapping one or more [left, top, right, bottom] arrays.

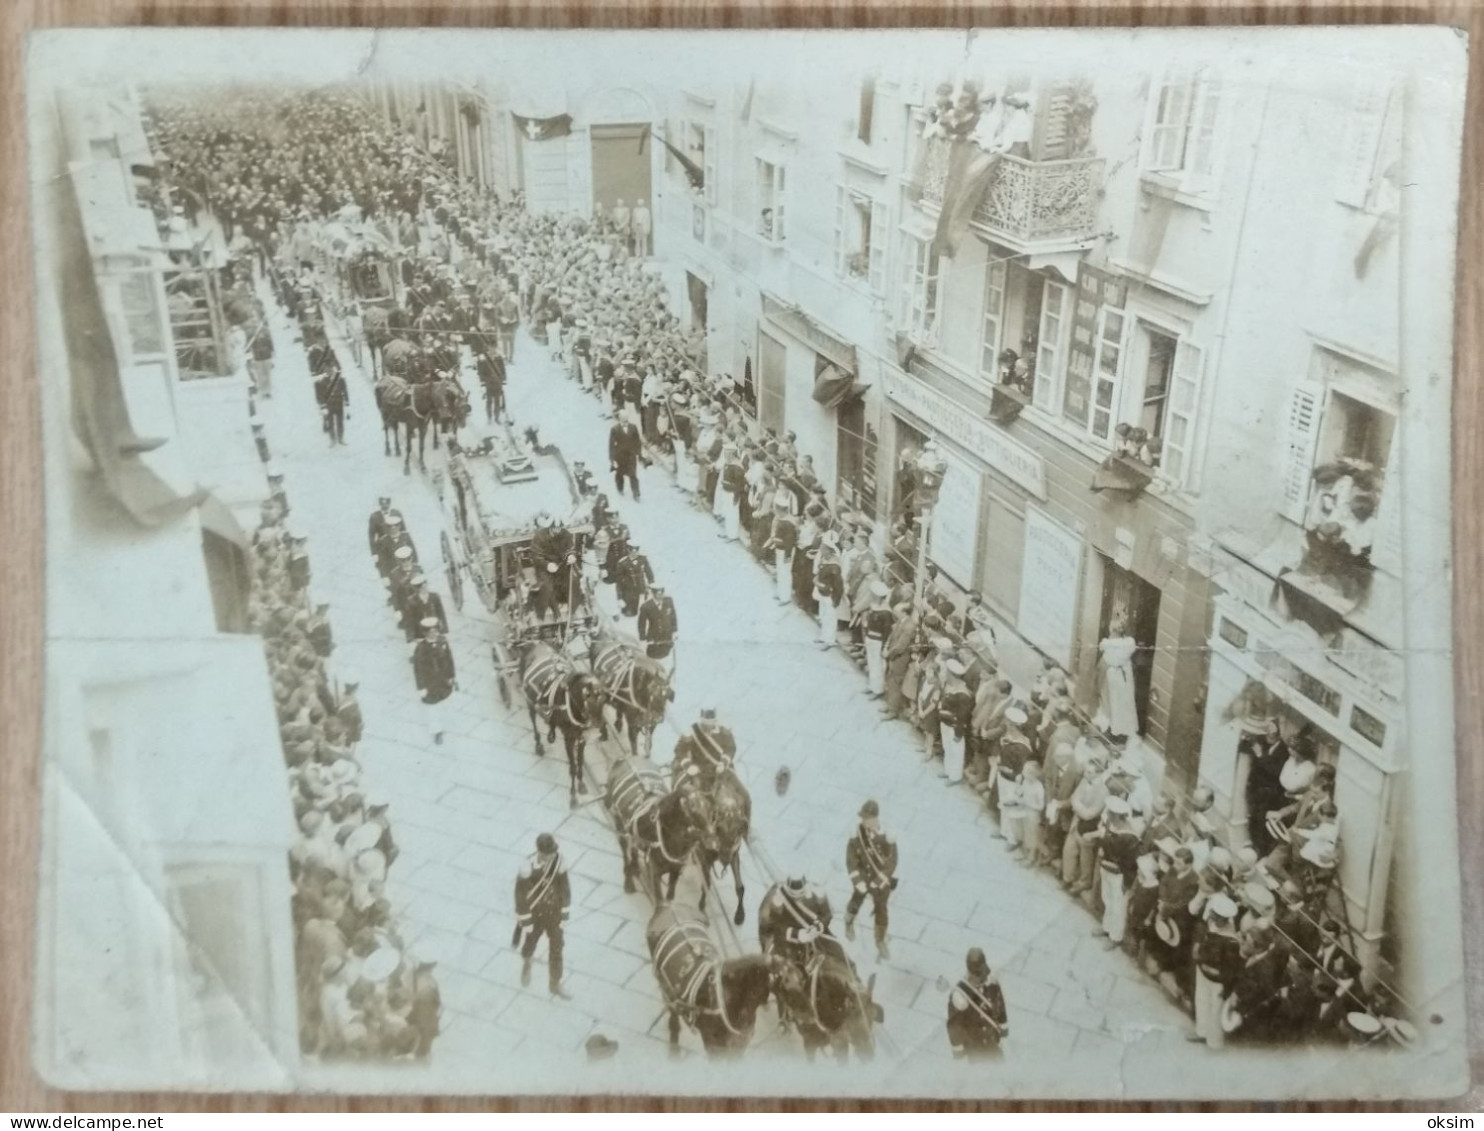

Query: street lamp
[[911, 439, 948, 609]]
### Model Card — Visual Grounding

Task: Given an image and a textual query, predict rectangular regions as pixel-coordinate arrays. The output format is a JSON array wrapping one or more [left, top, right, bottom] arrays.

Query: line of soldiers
[[367, 495, 457, 742]]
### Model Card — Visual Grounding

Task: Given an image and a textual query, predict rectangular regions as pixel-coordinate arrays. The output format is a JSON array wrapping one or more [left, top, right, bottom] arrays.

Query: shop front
[[1196, 546, 1403, 983]]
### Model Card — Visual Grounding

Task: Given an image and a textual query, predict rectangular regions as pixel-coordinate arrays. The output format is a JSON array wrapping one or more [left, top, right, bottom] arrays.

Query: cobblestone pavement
[[255, 287, 1226, 1095]]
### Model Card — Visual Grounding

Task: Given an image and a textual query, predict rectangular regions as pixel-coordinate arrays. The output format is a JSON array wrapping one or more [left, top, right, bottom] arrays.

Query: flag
[[932, 138, 999, 257], [512, 112, 573, 143], [812, 362, 865, 410], [640, 125, 705, 192]]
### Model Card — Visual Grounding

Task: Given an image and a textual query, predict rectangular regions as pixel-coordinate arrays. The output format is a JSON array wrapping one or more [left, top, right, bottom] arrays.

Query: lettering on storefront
[[883, 368, 1047, 499], [762, 295, 858, 373], [1018, 507, 1083, 668]]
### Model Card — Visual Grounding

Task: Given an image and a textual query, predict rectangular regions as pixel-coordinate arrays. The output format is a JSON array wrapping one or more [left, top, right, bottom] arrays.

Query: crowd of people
[[146, 84, 1408, 1054]]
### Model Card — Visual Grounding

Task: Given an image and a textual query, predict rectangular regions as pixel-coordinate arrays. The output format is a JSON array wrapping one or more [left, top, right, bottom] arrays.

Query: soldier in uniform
[[512, 832, 573, 999], [1191, 892, 1242, 1048], [376, 517, 416, 581], [412, 618, 457, 745], [760, 875, 835, 967], [844, 799, 898, 960], [601, 523, 630, 585], [672, 708, 736, 787], [615, 540, 653, 618], [387, 545, 418, 626], [947, 948, 1009, 1059], [636, 583, 678, 667], [403, 575, 448, 642], [367, 502, 398, 555], [477, 345, 507, 422], [287, 534, 312, 592]]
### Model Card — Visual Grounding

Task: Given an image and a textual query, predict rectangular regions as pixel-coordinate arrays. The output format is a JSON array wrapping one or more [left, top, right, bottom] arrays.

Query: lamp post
[[911, 440, 948, 609]]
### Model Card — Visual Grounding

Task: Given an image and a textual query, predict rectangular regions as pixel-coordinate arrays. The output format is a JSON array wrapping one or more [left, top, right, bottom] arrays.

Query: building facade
[[32, 83, 298, 1089]]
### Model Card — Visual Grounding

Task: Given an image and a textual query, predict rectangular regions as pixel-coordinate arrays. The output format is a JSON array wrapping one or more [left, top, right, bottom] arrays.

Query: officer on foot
[[637, 583, 677, 670], [513, 832, 573, 1000], [845, 799, 899, 960], [368, 495, 403, 560], [947, 947, 1009, 1059]]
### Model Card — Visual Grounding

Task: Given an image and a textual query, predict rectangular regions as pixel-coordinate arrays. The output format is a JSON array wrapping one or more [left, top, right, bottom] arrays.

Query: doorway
[[1099, 558, 1162, 735], [686, 271, 709, 333], [590, 124, 653, 225]]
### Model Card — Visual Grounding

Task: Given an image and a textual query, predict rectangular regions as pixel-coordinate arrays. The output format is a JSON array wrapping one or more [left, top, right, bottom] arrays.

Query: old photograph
[[23, 26, 1470, 1099]]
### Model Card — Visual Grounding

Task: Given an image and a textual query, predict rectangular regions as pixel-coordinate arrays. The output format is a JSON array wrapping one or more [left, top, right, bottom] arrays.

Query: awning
[[761, 294, 857, 374]]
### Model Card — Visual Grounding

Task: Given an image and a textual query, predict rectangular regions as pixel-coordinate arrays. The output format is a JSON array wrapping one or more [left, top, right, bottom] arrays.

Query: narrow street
[[249, 278, 1198, 1093]]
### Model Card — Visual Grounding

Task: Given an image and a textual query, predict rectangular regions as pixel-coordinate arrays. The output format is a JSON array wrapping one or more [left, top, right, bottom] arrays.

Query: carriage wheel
[[442, 532, 464, 610]]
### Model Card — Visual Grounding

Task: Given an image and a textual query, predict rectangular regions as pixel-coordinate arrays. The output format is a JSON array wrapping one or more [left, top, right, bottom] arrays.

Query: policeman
[[947, 948, 1009, 1059], [844, 799, 899, 960], [512, 832, 573, 999], [636, 583, 678, 665], [615, 540, 653, 618], [673, 708, 736, 787], [412, 618, 457, 745]]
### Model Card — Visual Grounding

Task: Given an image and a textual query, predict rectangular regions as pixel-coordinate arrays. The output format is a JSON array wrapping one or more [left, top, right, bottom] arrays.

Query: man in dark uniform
[[609, 414, 643, 500], [613, 357, 643, 418], [1242, 721, 1290, 856], [614, 540, 653, 618], [947, 948, 1009, 1059], [530, 516, 576, 609], [477, 346, 506, 422], [844, 799, 899, 960], [387, 545, 419, 624], [760, 875, 835, 967], [601, 523, 630, 585], [495, 290, 520, 362], [404, 575, 448, 642], [636, 583, 678, 666], [412, 618, 457, 744], [375, 516, 416, 580], [315, 365, 350, 447], [764, 500, 800, 608], [512, 832, 573, 999], [672, 708, 736, 786]]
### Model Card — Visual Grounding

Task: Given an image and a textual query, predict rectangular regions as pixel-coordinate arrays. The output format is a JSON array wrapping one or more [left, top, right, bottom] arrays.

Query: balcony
[[917, 136, 1103, 253]]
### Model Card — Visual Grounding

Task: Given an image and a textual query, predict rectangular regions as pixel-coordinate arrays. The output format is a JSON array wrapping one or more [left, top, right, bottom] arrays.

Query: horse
[[431, 374, 471, 444], [374, 376, 440, 475], [591, 636, 674, 758], [687, 767, 751, 928], [604, 757, 713, 900], [645, 904, 775, 1058], [362, 305, 393, 379], [516, 640, 607, 808], [757, 886, 882, 1061]]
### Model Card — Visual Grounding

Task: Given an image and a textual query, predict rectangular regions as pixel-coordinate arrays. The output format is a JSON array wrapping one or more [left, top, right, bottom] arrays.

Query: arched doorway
[[590, 124, 653, 226]]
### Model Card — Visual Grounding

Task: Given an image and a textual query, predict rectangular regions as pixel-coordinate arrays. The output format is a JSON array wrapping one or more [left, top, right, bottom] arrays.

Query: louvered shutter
[[704, 125, 718, 205], [1372, 448, 1403, 575], [1149, 78, 1191, 171], [1188, 75, 1223, 180], [1040, 87, 1074, 160], [1279, 382, 1325, 522], [868, 200, 889, 294], [1163, 341, 1204, 488]]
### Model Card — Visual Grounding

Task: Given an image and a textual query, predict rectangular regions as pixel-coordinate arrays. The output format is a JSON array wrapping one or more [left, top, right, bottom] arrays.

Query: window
[[757, 159, 787, 244], [1088, 308, 1128, 441], [902, 236, 940, 342], [1137, 328, 1177, 439], [685, 121, 717, 205], [1162, 341, 1204, 485], [1144, 69, 1223, 191], [1033, 279, 1069, 410], [858, 76, 877, 145], [978, 259, 1007, 384], [835, 188, 888, 292], [837, 397, 879, 517]]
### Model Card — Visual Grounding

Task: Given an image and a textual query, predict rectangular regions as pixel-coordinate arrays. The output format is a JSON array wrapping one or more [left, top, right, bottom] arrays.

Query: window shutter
[[979, 260, 1007, 381], [1149, 79, 1191, 171], [1335, 77, 1390, 207], [775, 165, 787, 242], [1164, 340, 1204, 488], [1279, 382, 1325, 522], [1089, 307, 1128, 441], [1040, 87, 1074, 160], [1033, 280, 1067, 410], [704, 125, 718, 205], [1187, 74, 1223, 181], [868, 200, 889, 294], [1372, 450, 1403, 575], [834, 186, 847, 275]]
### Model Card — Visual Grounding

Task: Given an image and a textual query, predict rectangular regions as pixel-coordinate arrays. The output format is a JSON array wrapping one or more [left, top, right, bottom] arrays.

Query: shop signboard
[[927, 446, 984, 587], [1018, 507, 1084, 667]]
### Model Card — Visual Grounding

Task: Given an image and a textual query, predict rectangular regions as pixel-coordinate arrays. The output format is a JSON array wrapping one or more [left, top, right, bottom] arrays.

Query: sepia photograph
[[22, 25, 1471, 1100]]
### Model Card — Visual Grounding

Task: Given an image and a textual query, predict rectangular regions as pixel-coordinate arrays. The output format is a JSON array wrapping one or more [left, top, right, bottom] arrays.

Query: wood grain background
[[2, 0, 1479, 1112]]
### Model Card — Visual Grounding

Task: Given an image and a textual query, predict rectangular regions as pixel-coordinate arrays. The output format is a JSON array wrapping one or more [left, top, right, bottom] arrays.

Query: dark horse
[[692, 768, 752, 928], [591, 636, 674, 758], [516, 640, 607, 808], [604, 757, 712, 900], [646, 904, 775, 1058], [757, 885, 882, 1061], [374, 375, 439, 475]]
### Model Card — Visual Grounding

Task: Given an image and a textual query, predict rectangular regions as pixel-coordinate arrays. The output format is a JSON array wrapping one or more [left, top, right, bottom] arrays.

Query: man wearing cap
[[412, 619, 457, 745], [673, 709, 737, 787], [513, 833, 573, 999], [387, 545, 419, 627], [1191, 893, 1242, 1047], [495, 289, 519, 362], [995, 706, 1034, 832], [813, 533, 846, 650], [315, 359, 351, 448], [947, 948, 1009, 1059], [375, 515, 415, 580], [764, 498, 800, 607], [608, 413, 643, 501], [614, 540, 654, 619], [1153, 845, 1201, 991], [860, 581, 890, 697], [476, 344, 507, 422], [844, 800, 898, 960], [403, 575, 448, 643], [760, 874, 835, 966], [938, 659, 975, 785], [636, 584, 678, 668]]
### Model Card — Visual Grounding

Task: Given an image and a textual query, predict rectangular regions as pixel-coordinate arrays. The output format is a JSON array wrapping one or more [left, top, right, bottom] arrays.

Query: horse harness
[[651, 918, 745, 1038], [610, 766, 689, 867], [524, 649, 594, 731], [593, 643, 661, 722]]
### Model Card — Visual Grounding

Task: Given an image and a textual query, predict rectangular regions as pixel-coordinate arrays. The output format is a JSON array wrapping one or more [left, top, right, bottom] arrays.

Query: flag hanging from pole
[[512, 112, 573, 142], [640, 125, 705, 192], [932, 138, 999, 257]]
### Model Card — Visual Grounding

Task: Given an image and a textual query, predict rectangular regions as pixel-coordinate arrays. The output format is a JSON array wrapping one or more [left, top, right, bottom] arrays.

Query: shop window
[[1143, 68, 1224, 196], [835, 188, 888, 293], [901, 236, 941, 343], [756, 159, 787, 244]]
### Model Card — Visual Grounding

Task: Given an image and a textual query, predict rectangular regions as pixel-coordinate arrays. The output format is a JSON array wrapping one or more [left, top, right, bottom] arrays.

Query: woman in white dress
[[1096, 617, 1140, 739]]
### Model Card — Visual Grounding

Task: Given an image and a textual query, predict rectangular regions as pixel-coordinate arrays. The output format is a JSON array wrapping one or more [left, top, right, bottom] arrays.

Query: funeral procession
[[26, 27, 1467, 1101]]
